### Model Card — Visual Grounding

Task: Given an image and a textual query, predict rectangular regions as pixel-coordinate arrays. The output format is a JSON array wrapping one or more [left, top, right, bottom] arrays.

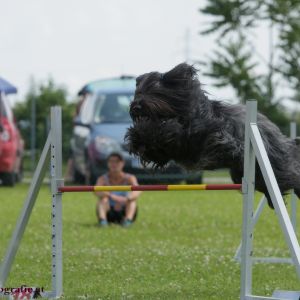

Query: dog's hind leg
[[229, 166, 243, 185], [293, 188, 300, 200], [255, 170, 275, 209], [231, 165, 276, 209]]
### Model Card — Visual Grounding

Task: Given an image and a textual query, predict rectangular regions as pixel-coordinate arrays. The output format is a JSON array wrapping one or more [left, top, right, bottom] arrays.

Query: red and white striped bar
[[58, 184, 242, 193]]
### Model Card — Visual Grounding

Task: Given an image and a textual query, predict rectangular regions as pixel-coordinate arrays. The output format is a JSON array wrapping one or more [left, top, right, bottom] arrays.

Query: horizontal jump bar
[[58, 184, 242, 193]]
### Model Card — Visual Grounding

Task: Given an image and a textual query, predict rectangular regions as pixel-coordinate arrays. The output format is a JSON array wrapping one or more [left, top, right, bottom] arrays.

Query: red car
[[0, 92, 24, 186]]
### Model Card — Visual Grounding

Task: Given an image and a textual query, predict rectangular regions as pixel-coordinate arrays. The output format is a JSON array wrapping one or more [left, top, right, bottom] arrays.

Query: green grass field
[[0, 183, 299, 299]]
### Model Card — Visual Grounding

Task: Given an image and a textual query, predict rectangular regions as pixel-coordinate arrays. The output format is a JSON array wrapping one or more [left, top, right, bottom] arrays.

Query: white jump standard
[[235, 122, 298, 265], [0, 102, 299, 299]]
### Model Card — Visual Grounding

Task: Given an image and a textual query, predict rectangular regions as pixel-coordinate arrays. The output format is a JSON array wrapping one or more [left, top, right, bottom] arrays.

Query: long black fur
[[125, 63, 300, 208]]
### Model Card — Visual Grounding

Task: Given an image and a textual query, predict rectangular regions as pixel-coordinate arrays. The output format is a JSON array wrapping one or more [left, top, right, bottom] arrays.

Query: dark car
[[71, 77, 202, 184]]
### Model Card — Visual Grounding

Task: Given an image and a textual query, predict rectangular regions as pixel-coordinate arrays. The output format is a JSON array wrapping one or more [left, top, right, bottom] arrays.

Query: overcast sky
[[1, 0, 272, 106]]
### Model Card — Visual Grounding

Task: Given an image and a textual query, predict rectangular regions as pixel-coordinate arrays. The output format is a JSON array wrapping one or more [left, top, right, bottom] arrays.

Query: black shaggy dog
[[125, 63, 300, 208]]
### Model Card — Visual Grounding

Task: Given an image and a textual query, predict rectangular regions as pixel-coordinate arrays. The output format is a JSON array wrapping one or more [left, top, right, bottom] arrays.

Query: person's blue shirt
[[103, 173, 129, 208]]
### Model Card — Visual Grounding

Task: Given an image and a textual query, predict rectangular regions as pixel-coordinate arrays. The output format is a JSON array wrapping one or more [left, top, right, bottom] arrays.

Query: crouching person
[[95, 152, 141, 227]]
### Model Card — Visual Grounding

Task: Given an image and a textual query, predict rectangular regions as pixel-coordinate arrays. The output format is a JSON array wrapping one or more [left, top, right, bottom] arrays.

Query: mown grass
[[0, 183, 299, 299]]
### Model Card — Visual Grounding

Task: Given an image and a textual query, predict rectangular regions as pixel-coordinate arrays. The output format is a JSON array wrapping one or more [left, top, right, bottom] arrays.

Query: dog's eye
[[136, 75, 144, 87]]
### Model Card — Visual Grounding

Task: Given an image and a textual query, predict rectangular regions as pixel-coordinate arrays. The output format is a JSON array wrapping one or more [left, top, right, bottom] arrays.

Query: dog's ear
[[161, 63, 197, 87], [136, 74, 145, 87]]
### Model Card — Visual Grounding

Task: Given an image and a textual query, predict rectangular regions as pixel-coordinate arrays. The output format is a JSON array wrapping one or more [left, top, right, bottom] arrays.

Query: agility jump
[[234, 122, 298, 266], [59, 183, 242, 192], [0, 101, 300, 299]]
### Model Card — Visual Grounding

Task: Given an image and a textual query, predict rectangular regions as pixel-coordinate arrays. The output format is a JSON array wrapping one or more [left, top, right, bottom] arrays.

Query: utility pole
[[31, 94, 36, 172], [267, 21, 274, 105], [184, 28, 191, 63]]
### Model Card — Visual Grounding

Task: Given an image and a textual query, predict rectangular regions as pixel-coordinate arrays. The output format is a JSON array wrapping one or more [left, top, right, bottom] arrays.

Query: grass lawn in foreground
[[0, 183, 299, 299]]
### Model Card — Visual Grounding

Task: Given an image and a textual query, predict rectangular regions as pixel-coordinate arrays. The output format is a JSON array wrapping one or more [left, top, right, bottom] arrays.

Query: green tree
[[199, 0, 300, 130], [14, 79, 75, 161]]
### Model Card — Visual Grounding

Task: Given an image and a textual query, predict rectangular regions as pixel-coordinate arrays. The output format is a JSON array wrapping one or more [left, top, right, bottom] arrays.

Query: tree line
[[14, 79, 75, 163], [199, 0, 300, 132], [14, 0, 300, 164]]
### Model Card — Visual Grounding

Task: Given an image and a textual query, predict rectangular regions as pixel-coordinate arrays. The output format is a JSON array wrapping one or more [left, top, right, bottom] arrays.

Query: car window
[[94, 93, 133, 123], [79, 94, 97, 124]]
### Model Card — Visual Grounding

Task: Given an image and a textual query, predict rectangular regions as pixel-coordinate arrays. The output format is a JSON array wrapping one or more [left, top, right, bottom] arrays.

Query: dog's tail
[[291, 138, 300, 199], [260, 138, 300, 208]]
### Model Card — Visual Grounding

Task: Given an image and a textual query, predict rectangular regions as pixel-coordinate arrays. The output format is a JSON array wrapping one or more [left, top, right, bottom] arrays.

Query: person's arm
[[109, 175, 141, 204], [109, 193, 127, 204], [126, 175, 142, 201], [94, 176, 110, 198]]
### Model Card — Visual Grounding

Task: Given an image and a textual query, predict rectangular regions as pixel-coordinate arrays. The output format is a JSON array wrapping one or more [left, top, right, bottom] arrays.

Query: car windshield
[[87, 78, 136, 92], [94, 93, 133, 123], [0, 94, 13, 121], [0, 98, 7, 117]]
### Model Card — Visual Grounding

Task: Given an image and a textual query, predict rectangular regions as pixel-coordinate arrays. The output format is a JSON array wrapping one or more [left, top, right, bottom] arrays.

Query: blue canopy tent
[[0, 78, 17, 128], [0, 77, 17, 95]]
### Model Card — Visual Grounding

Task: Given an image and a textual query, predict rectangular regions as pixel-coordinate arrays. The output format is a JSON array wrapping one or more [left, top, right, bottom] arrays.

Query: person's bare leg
[[125, 200, 137, 220], [97, 197, 109, 221], [64, 158, 74, 182]]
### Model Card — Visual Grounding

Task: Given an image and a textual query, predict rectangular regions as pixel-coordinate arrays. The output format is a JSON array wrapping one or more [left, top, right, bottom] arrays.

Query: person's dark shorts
[[107, 207, 138, 224], [96, 206, 138, 224]]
